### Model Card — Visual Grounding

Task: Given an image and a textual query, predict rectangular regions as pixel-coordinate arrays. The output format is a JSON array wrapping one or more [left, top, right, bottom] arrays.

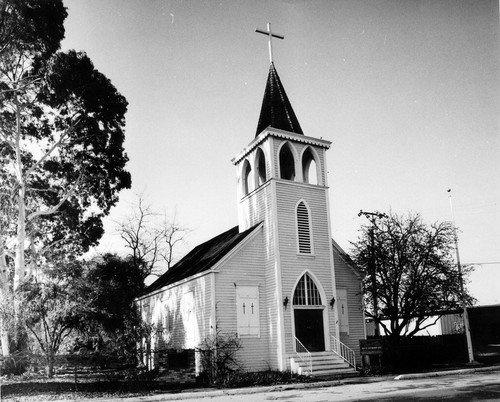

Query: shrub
[[196, 332, 241, 386]]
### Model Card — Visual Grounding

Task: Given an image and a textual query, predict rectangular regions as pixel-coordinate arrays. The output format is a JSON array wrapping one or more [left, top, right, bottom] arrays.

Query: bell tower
[[232, 47, 339, 368]]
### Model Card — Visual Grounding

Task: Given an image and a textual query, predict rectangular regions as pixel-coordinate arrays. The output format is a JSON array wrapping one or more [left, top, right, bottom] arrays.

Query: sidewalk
[[76, 363, 500, 402]]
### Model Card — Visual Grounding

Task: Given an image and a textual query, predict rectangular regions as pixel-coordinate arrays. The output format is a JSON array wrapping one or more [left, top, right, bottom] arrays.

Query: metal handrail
[[294, 336, 312, 374], [330, 335, 356, 368]]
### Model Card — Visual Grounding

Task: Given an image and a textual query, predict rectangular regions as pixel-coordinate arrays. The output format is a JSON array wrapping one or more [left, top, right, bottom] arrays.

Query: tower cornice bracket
[[232, 128, 331, 165]]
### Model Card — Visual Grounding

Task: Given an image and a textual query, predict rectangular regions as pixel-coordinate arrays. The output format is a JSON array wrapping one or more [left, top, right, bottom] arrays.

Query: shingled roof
[[255, 63, 303, 137], [139, 223, 261, 297]]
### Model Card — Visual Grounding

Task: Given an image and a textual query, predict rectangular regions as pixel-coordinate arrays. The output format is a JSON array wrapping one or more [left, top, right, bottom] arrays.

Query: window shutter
[[337, 289, 349, 333], [297, 202, 312, 253], [236, 286, 260, 337]]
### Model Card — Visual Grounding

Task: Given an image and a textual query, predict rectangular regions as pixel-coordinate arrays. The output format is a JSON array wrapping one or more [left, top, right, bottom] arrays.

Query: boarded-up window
[[236, 286, 260, 337], [141, 298, 151, 321], [162, 304, 170, 332], [336, 289, 349, 333], [297, 201, 312, 254], [183, 291, 196, 347]]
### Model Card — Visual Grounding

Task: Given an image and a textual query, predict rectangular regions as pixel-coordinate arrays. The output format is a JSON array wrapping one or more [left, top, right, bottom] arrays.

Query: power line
[[465, 262, 500, 266]]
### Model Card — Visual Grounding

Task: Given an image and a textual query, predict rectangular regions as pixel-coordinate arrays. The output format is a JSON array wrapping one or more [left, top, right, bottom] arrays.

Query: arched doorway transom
[[293, 273, 325, 352]]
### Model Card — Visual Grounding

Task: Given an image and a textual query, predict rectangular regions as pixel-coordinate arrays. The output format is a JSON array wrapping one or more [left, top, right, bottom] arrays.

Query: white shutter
[[183, 291, 196, 347], [236, 286, 260, 337], [297, 202, 312, 254], [336, 289, 349, 333]]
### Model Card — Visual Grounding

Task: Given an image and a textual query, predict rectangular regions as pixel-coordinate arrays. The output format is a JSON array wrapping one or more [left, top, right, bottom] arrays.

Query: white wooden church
[[136, 36, 366, 376]]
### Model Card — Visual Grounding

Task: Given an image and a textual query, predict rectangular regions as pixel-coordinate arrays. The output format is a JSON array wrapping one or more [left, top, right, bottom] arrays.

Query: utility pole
[[358, 210, 388, 337], [447, 189, 475, 364]]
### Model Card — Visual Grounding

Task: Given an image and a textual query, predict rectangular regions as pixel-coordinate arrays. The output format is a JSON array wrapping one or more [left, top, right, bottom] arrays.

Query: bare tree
[[351, 211, 475, 340], [116, 193, 189, 280]]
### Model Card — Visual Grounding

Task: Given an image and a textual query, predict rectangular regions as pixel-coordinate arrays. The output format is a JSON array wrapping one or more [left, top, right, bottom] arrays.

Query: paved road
[[188, 372, 500, 401], [83, 366, 500, 402]]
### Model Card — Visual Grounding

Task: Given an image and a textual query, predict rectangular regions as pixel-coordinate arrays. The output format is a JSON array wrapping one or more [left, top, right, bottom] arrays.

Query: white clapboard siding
[[214, 227, 272, 371], [271, 137, 327, 185], [239, 181, 273, 231], [140, 274, 212, 353], [332, 240, 365, 364], [274, 181, 336, 354]]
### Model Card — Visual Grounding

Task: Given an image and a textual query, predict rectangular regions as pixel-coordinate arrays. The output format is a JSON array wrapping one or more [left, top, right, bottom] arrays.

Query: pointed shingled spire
[[255, 63, 303, 137]]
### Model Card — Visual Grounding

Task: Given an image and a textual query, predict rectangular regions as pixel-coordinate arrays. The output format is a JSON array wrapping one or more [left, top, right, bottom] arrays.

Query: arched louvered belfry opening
[[242, 159, 252, 196], [279, 143, 295, 181], [296, 201, 312, 254], [302, 147, 318, 185], [255, 147, 267, 186], [293, 273, 325, 352]]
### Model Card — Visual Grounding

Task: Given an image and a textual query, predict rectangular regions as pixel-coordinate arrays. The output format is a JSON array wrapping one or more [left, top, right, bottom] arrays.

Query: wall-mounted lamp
[[283, 296, 289, 310], [330, 297, 336, 310]]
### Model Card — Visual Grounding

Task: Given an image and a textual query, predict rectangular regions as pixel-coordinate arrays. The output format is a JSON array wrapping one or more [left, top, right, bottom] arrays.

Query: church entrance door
[[294, 308, 325, 351], [292, 273, 326, 352]]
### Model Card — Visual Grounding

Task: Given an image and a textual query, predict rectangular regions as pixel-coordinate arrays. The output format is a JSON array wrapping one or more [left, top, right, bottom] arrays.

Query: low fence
[[0, 350, 136, 378], [361, 335, 468, 371]]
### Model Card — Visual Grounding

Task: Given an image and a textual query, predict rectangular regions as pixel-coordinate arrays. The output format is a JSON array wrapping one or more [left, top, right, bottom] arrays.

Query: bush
[[1, 350, 31, 376], [196, 332, 241, 386], [223, 369, 310, 388]]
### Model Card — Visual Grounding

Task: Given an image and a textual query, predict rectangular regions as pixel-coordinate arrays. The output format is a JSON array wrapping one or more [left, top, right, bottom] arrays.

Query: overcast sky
[[61, 0, 499, 304]]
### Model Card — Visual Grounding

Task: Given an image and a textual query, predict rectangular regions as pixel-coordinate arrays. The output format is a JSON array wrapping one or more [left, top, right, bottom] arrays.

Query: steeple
[[255, 63, 304, 137]]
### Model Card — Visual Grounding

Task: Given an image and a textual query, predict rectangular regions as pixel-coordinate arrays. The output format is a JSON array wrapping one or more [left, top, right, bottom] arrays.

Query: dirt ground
[[0, 373, 202, 401]]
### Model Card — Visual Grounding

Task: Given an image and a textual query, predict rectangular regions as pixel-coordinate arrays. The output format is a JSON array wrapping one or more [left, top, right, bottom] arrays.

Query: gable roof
[[331, 238, 362, 279], [139, 223, 261, 297], [255, 63, 303, 137]]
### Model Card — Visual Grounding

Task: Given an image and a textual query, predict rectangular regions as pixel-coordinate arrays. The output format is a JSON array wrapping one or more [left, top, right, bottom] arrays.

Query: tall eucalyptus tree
[[0, 0, 130, 355]]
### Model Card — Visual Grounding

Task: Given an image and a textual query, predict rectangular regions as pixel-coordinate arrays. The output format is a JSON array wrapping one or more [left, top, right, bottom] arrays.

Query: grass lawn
[[0, 368, 313, 401], [1, 373, 206, 401]]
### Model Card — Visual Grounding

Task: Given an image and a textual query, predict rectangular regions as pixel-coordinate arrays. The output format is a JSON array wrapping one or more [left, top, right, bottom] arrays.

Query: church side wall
[[275, 180, 337, 356], [238, 182, 281, 369], [333, 248, 366, 364], [138, 274, 213, 371], [214, 228, 272, 371]]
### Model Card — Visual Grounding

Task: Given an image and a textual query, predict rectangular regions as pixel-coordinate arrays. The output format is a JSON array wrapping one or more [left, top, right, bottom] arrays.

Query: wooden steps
[[290, 351, 358, 377]]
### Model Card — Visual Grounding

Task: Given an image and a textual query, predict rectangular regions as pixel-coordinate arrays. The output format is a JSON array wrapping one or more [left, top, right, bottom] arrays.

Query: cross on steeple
[[255, 23, 284, 64]]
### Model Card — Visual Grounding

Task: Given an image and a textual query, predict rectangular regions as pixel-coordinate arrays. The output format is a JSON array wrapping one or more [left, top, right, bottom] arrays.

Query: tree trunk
[[47, 351, 55, 378], [0, 318, 9, 357], [13, 186, 26, 293], [0, 245, 11, 356], [10, 94, 29, 358], [13, 93, 26, 294]]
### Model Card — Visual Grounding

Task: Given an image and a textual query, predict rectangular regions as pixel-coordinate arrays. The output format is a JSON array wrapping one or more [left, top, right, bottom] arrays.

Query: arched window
[[256, 148, 267, 186], [296, 201, 312, 254], [279, 143, 295, 181], [242, 160, 252, 195], [302, 148, 318, 185], [293, 274, 322, 306]]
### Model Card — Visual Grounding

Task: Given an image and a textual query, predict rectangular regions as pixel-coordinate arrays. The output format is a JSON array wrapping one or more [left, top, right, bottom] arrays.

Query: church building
[[136, 35, 366, 376]]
